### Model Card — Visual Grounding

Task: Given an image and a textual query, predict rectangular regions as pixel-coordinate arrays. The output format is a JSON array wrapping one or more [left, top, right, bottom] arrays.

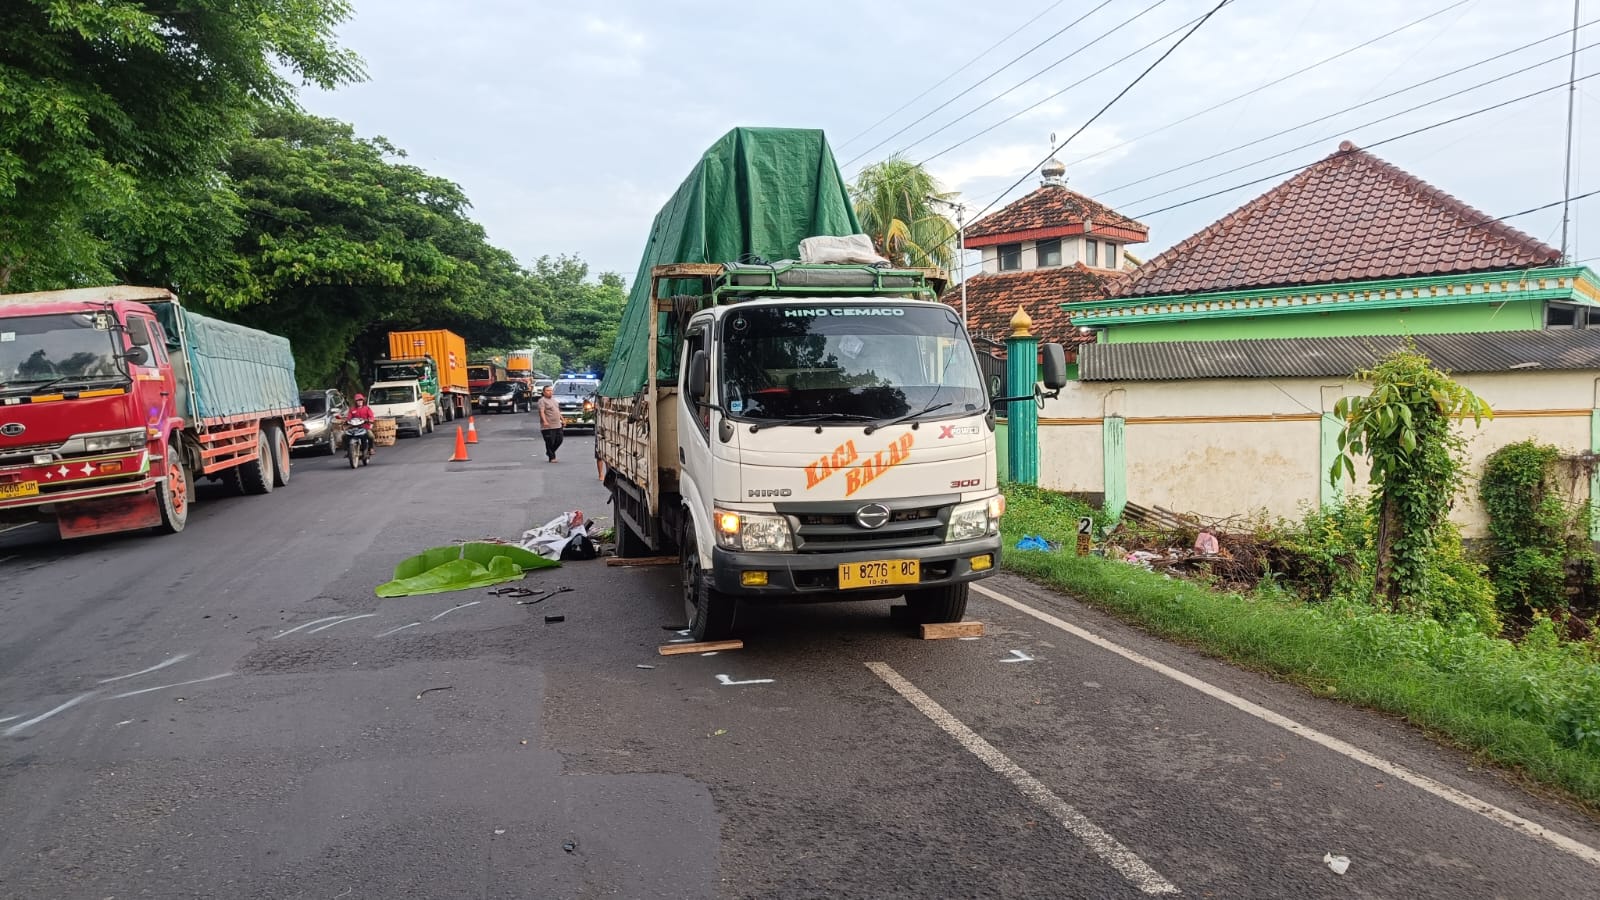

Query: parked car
[[479, 380, 531, 413], [553, 377, 599, 431], [293, 388, 349, 455]]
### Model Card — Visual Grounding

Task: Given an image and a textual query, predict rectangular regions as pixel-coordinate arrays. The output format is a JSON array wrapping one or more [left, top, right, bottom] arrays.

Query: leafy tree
[[1480, 440, 1599, 619], [532, 255, 626, 372], [191, 109, 546, 388], [850, 156, 957, 269], [0, 0, 363, 290], [1329, 347, 1493, 614]]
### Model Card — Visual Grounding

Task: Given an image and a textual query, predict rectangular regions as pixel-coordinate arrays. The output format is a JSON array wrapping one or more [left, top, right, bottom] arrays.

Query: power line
[[1095, 21, 1595, 198], [836, 0, 1069, 152], [1062, 0, 1475, 170], [1129, 71, 1600, 220], [1111, 37, 1600, 204], [918, 11, 1209, 166], [841, 0, 1119, 170], [890, 0, 1179, 162], [965, 0, 1235, 227]]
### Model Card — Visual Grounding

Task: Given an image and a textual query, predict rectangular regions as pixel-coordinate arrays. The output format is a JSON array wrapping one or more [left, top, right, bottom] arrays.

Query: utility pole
[[928, 195, 969, 328], [1561, 0, 1580, 260]]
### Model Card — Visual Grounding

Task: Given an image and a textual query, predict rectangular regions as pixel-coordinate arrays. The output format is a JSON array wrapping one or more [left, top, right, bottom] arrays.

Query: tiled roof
[[1115, 142, 1561, 298], [953, 264, 1114, 346], [967, 184, 1148, 243], [1079, 330, 1600, 381]]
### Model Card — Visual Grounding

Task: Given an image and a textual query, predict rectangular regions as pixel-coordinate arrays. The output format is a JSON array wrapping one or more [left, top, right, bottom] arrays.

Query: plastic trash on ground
[[520, 509, 601, 560], [1323, 853, 1350, 875]]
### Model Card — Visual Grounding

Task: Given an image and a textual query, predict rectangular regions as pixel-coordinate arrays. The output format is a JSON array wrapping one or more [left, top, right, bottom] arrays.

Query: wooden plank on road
[[606, 556, 678, 567], [659, 640, 744, 656], [920, 622, 984, 640]]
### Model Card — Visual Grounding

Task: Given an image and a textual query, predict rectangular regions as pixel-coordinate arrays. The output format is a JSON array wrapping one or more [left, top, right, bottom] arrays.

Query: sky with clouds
[[299, 0, 1599, 281]]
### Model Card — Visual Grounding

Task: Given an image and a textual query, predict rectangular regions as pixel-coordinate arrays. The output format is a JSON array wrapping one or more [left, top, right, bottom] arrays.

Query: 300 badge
[[950, 478, 980, 488]]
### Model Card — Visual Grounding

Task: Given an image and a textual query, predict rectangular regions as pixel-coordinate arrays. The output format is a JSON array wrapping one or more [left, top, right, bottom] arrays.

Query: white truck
[[597, 262, 1065, 639], [366, 381, 435, 437]]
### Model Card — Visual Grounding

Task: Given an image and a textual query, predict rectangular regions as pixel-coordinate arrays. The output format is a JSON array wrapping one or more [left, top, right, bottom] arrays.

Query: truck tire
[[154, 441, 192, 534], [443, 402, 453, 422], [905, 583, 969, 624], [267, 424, 291, 487], [613, 489, 650, 558], [681, 526, 736, 641], [238, 429, 274, 495]]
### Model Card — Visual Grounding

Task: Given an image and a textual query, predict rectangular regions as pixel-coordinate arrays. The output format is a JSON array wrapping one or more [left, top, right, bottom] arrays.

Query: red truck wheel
[[268, 424, 291, 487], [155, 443, 191, 534]]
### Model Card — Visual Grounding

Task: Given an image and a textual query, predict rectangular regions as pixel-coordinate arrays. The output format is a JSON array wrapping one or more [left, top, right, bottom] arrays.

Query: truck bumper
[[709, 535, 1001, 600]]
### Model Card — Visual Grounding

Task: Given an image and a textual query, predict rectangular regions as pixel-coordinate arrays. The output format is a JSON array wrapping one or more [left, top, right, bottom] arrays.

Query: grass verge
[[1001, 484, 1600, 811]]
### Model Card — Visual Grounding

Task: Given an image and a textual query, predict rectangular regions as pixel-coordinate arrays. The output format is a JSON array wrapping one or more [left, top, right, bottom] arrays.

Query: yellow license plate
[[0, 480, 40, 500], [838, 559, 919, 589]]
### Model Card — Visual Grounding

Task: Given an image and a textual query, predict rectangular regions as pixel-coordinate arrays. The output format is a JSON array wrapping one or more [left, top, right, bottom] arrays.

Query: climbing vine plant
[[1329, 348, 1492, 614], [1480, 439, 1598, 617]]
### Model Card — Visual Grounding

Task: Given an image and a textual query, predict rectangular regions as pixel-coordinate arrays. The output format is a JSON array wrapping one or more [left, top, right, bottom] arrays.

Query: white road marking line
[[0, 715, 22, 725], [374, 622, 421, 638], [1001, 649, 1034, 663], [867, 661, 1178, 895], [308, 614, 377, 633], [430, 601, 481, 621], [271, 615, 347, 639], [4, 692, 97, 736], [97, 652, 192, 684], [973, 582, 1600, 870], [715, 674, 774, 686], [108, 672, 232, 700]]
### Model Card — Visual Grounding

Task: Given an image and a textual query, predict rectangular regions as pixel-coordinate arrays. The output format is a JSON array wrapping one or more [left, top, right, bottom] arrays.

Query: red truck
[[0, 286, 304, 540]]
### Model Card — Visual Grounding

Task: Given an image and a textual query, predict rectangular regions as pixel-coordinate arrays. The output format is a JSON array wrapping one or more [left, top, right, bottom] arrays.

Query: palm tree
[[850, 156, 957, 270]]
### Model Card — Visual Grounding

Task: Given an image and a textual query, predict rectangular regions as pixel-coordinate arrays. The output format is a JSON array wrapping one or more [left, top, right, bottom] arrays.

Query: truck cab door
[[678, 323, 715, 546], [126, 314, 175, 444]]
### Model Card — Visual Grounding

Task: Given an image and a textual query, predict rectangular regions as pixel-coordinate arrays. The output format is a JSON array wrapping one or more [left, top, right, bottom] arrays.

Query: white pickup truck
[[366, 381, 435, 437]]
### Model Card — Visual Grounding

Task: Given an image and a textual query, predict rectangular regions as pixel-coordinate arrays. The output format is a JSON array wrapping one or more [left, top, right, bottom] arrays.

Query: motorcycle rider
[[347, 393, 377, 457]]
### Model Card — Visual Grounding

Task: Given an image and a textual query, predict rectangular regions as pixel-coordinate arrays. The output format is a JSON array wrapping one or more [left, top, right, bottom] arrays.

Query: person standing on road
[[537, 385, 564, 463]]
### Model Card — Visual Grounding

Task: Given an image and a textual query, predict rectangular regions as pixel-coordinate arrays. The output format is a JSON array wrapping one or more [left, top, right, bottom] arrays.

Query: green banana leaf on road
[[376, 542, 560, 598]]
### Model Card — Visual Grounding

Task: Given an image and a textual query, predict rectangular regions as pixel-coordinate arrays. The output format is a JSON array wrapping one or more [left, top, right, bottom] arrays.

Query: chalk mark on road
[[430, 601, 480, 621], [109, 673, 233, 700], [974, 582, 1600, 872], [1000, 649, 1034, 663], [4, 692, 98, 736], [272, 616, 348, 639], [97, 653, 192, 684], [715, 674, 774, 686], [866, 661, 1178, 895], [308, 614, 377, 633], [374, 622, 421, 638]]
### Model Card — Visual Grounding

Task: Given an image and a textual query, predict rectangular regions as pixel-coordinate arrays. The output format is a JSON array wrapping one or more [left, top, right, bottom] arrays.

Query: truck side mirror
[[1040, 343, 1067, 390], [123, 345, 149, 367], [687, 350, 709, 404]]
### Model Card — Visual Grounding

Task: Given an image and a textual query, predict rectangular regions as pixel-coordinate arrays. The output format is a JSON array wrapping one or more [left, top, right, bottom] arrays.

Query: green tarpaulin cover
[[375, 542, 559, 598], [598, 127, 862, 398]]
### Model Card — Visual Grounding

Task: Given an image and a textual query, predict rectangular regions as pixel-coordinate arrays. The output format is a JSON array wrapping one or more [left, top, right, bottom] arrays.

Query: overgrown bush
[[1480, 439, 1599, 620]]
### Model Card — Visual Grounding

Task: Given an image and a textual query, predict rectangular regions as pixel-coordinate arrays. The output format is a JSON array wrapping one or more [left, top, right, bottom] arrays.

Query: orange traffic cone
[[466, 416, 479, 444], [449, 426, 470, 461]]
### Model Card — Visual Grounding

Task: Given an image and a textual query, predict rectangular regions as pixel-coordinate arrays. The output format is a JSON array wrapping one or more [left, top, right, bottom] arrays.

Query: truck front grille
[[783, 503, 950, 553]]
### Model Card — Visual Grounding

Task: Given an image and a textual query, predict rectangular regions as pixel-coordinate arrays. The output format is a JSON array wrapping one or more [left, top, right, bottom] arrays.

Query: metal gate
[[972, 336, 1006, 399]]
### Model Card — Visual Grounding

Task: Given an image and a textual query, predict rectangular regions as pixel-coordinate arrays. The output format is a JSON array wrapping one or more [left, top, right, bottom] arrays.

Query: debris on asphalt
[[544, 615, 565, 624], [520, 510, 602, 561], [376, 543, 559, 598], [416, 686, 454, 700], [562, 839, 577, 853], [635, 664, 656, 669], [659, 639, 744, 656], [494, 828, 506, 836], [1324, 853, 1350, 875], [711, 729, 727, 737]]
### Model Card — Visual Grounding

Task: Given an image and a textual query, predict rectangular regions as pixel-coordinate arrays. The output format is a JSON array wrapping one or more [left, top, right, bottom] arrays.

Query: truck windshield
[[719, 304, 985, 421], [0, 313, 124, 391], [370, 386, 415, 404], [554, 381, 597, 397], [375, 362, 427, 381], [300, 395, 327, 414], [467, 366, 492, 382]]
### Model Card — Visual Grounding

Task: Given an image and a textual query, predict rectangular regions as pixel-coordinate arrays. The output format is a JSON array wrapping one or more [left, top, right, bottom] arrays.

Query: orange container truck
[[380, 329, 470, 422]]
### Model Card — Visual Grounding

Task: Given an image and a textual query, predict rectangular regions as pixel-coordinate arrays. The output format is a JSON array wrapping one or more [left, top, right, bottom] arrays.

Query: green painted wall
[[1103, 300, 1543, 344]]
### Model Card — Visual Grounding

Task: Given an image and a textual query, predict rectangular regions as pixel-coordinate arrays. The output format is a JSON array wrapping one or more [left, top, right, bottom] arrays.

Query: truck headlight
[[82, 429, 147, 453], [946, 496, 1004, 541], [713, 509, 794, 552]]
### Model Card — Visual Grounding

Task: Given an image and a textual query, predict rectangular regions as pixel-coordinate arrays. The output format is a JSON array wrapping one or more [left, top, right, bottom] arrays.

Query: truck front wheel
[[154, 442, 192, 534], [905, 583, 969, 624], [681, 526, 736, 641]]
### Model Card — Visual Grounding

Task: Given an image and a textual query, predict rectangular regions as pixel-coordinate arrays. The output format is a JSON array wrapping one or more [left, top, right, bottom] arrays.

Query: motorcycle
[[345, 416, 375, 469]]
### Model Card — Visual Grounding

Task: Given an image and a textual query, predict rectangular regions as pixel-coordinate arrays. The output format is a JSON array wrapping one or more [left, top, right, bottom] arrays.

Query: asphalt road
[[3, 412, 1600, 899]]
